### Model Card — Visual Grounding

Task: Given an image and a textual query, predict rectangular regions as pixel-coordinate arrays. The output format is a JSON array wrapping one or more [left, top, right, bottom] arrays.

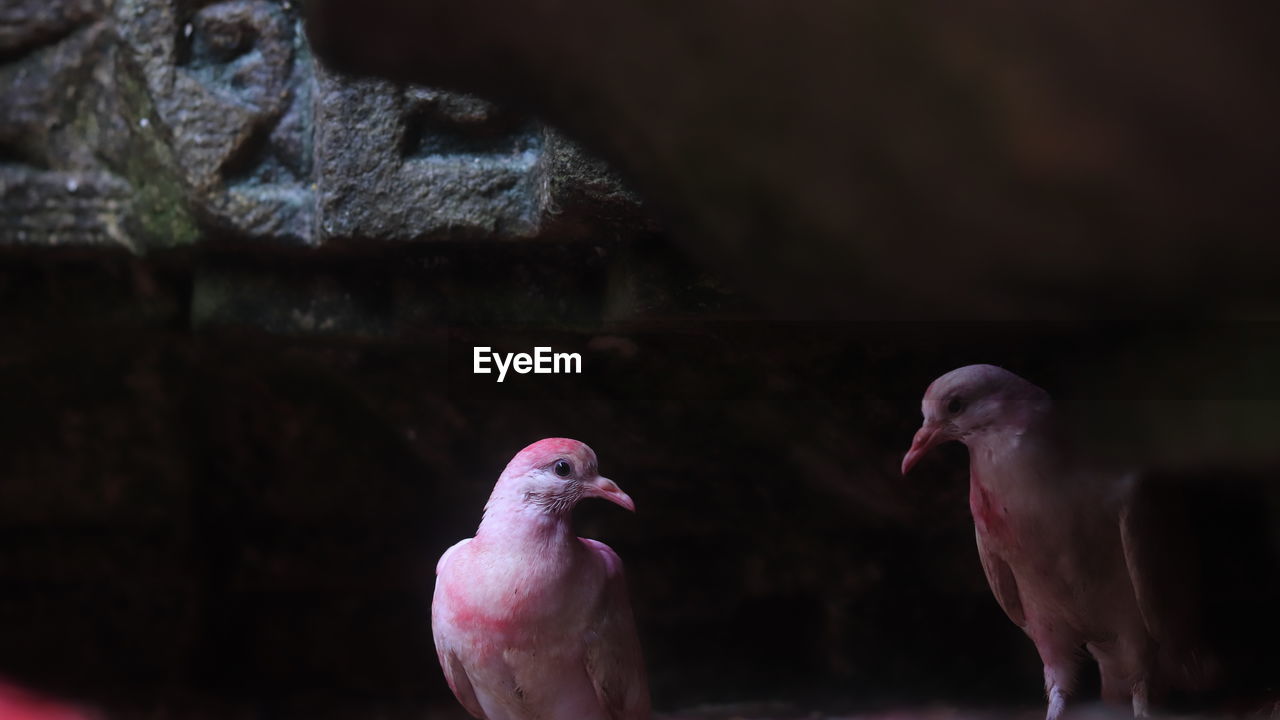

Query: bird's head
[[901, 364, 1052, 474], [488, 438, 635, 517]]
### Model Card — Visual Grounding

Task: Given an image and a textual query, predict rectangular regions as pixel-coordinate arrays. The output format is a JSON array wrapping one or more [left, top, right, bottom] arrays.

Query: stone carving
[[314, 71, 545, 242], [0, 0, 642, 252], [116, 0, 311, 244], [0, 0, 136, 247]]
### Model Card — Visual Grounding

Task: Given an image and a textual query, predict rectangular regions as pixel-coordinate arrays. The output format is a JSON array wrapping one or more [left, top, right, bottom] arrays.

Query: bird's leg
[[1090, 639, 1151, 717], [1038, 628, 1084, 720], [1130, 678, 1149, 718], [1044, 661, 1079, 720]]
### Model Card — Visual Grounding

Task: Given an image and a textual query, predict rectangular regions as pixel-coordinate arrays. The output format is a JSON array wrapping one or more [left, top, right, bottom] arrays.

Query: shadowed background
[[0, 257, 1277, 718], [304, 0, 1280, 321], [3, 0, 1280, 716]]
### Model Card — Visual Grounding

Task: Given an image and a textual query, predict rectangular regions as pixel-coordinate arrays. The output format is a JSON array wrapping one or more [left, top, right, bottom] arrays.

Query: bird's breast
[[439, 545, 595, 647], [441, 575, 526, 642], [970, 471, 1016, 547]]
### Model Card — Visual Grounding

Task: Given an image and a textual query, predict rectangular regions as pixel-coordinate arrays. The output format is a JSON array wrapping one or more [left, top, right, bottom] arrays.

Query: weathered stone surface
[[0, 0, 141, 250], [0, 5, 110, 169], [314, 69, 544, 242], [0, 166, 133, 247], [113, 0, 311, 244], [0, 0, 103, 56], [0, 0, 646, 252]]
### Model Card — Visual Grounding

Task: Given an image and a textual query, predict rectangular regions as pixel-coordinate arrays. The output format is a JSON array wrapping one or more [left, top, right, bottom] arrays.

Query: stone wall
[[0, 0, 647, 253]]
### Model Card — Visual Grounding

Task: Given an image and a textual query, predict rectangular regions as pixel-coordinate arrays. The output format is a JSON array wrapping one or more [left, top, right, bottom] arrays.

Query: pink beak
[[583, 475, 636, 512], [901, 424, 943, 475]]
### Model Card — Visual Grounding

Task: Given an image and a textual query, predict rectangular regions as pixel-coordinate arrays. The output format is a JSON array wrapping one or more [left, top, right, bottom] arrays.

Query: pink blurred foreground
[[0, 681, 94, 720]]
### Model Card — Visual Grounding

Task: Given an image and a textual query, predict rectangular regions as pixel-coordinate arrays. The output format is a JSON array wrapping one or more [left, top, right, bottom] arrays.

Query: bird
[[901, 364, 1214, 720], [431, 438, 651, 720]]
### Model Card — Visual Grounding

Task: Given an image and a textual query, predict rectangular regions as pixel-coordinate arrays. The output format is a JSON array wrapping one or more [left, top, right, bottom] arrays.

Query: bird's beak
[[901, 423, 943, 475], [583, 475, 636, 512]]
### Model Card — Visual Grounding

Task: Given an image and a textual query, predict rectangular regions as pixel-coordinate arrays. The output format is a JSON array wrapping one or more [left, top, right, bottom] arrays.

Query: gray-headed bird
[[903, 365, 1214, 720]]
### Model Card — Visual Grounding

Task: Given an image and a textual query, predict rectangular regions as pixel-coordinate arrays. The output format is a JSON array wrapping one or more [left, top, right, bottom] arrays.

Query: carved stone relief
[[0, 0, 642, 252]]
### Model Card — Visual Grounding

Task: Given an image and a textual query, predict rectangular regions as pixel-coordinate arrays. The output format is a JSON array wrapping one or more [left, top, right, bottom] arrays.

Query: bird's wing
[[580, 538, 651, 720], [974, 528, 1026, 627], [432, 539, 488, 719], [437, 650, 486, 720], [1118, 472, 1203, 653]]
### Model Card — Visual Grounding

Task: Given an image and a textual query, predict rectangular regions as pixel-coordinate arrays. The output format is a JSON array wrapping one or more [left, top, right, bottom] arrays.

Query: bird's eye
[[947, 396, 966, 415], [553, 459, 573, 477]]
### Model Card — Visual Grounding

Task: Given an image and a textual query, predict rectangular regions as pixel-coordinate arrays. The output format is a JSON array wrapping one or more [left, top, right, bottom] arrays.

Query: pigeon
[[901, 365, 1213, 720], [431, 438, 651, 720]]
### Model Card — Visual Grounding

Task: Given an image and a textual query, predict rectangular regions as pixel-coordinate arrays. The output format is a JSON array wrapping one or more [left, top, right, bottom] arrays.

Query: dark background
[[306, 0, 1280, 322], [4, 0, 1280, 717], [1, 254, 1277, 718]]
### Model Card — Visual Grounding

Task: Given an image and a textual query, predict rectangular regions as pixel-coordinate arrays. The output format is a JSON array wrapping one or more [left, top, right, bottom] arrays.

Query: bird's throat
[[478, 501, 576, 549]]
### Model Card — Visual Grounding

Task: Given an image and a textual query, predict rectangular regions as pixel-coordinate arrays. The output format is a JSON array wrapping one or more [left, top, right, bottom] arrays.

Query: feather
[[431, 439, 649, 720]]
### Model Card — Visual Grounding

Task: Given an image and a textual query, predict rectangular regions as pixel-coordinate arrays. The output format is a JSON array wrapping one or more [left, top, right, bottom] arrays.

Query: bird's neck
[[966, 415, 1065, 496], [476, 498, 577, 550]]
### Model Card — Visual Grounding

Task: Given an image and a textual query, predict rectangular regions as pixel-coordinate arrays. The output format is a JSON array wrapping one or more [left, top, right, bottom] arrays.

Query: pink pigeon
[[902, 365, 1213, 720], [431, 438, 651, 720]]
